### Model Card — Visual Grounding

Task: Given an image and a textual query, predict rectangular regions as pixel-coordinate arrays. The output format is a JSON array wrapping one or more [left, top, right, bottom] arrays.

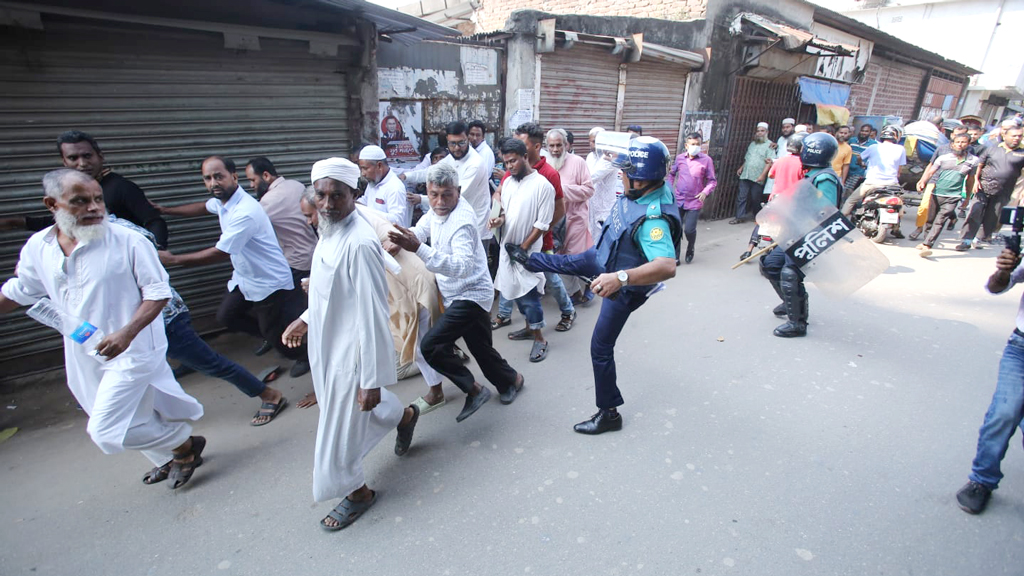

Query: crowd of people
[[2, 108, 1024, 529]]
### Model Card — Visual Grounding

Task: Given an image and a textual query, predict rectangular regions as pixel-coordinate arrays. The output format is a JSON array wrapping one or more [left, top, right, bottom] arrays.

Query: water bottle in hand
[[26, 298, 107, 361]]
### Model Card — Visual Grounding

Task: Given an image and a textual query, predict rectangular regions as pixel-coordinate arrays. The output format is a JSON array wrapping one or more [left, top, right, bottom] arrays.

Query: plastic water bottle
[[26, 298, 106, 361]]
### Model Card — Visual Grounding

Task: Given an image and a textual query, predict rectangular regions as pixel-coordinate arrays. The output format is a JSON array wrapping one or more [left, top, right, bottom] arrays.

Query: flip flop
[[508, 327, 533, 341], [411, 396, 446, 415], [257, 365, 284, 383], [142, 460, 172, 485], [168, 436, 206, 490], [529, 340, 548, 363], [321, 492, 377, 532], [251, 397, 288, 426]]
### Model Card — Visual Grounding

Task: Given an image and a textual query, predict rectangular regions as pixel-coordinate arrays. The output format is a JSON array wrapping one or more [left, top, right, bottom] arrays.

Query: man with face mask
[[731, 122, 774, 224], [669, 132, 717, 264], [505, 136, 680, 434]]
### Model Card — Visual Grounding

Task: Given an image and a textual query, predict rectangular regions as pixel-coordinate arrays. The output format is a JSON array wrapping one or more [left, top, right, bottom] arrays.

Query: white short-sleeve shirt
[[207, 187, 294, 302]]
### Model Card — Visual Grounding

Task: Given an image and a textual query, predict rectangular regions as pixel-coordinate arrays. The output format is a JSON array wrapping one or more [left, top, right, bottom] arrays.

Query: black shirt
[[25, 170, 169, 248], [978, 143, 1024, 199]]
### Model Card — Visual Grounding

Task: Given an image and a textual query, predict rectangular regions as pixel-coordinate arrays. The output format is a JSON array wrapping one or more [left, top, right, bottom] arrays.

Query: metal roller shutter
[[538, 45, 620, 157], [621, 59, 688, 155], [0, 15, 353, 377]]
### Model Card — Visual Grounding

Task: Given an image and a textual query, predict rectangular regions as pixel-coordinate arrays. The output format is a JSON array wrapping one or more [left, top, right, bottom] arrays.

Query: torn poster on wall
[[380, 101, 423, 160], [460, 47, 498, 85]]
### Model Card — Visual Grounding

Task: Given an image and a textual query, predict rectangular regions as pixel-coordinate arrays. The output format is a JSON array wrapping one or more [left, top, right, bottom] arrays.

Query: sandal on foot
[[490, 316, 511, 330], [251, 397, 288, 426], [395, 404, 419, 456], [508, 327, 533, 341], [142, 460, 172, 485], [321, 492, 377, 531], [168, 436, 206, 490], [529, 340, 548, 363], [411, 396, 446, 415], [555, 310, 577, 332]]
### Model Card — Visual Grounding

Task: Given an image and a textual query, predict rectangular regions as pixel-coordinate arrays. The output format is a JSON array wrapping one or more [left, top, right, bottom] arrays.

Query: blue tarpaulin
[[797, 77, 851, 107]]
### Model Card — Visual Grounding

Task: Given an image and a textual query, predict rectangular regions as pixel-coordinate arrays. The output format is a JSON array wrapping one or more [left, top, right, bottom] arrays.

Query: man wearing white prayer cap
[[357, 145, 411, 228], [764, 118, 799, 199], [282, 157, 419, 531], [731, 122, 774, 224]]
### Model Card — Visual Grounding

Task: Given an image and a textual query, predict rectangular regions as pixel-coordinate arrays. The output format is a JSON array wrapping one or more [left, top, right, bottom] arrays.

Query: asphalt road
[[1, 220, 1022, 576]]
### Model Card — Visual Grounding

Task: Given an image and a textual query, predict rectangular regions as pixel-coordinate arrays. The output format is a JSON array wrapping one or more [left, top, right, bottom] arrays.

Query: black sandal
[[321, 492, 377, 531], [490, 316, 511, 330], [251, 397, 288, 426], [142, 460, 172, 485], [168, 436, 206, 490]]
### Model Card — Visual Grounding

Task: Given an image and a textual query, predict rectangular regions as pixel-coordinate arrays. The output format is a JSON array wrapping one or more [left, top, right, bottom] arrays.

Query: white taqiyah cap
[[757, 122, 769, 130], [358, 145, 387, 161], [311, 157, 360, 189], [782, 118, 795, 126]]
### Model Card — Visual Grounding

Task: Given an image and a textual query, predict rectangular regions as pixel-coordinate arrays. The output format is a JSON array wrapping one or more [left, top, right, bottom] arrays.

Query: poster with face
[[695, 120, 712, 154], [379, 101, 422, 160]]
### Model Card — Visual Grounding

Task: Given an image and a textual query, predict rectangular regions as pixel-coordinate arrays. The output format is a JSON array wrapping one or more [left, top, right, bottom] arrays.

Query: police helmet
[[799, 132, 838, 168], [626, 136, 670, 181], [879, 125, 901, 142], [786, 133, 807, 155]]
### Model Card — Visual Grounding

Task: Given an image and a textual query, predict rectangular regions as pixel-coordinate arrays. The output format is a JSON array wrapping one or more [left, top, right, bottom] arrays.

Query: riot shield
[[594, 131, 634, 171], [755, 180, 889, 299]]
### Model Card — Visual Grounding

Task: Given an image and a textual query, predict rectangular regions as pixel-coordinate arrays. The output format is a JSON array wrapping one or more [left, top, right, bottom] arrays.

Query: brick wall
[[476, 0, 707, 32], [848, 56, 927, 120]]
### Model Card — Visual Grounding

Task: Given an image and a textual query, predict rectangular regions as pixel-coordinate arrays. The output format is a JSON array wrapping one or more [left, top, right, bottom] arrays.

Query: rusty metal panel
[[703, 76, 800, 221], [538, 44, 619, 157], [621, 59, 688, 155], [0, 16, 355, 377]]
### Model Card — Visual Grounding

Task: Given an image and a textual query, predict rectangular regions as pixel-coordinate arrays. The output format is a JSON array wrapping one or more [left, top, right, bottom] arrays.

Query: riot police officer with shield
[[760, 132, 842, 338], [506, 135, 681, 434]]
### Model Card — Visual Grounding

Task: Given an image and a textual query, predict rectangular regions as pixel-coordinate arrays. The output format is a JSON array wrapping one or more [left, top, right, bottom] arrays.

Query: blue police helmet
[[799, 132, 838, 169], [626, 136, 670, 181]]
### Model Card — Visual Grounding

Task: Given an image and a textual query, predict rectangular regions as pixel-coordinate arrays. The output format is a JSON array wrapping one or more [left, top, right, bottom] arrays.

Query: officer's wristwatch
[[617, 270, 629, 286]]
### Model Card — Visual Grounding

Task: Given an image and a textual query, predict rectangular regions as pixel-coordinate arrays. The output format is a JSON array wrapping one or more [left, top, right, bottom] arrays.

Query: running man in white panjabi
[[0, 169, 206, 489], [282, 157, 419, 532]]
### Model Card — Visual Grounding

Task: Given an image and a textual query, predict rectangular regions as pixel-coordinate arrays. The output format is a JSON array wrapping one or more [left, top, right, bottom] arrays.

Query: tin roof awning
[[730, 12, 857, 57], [553, 30, 705, 69]]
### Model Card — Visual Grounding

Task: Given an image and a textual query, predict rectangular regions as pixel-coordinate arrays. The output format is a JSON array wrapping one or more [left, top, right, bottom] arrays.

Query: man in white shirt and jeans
[[159, 156, 309, 377], [841, 126, 907, 217]]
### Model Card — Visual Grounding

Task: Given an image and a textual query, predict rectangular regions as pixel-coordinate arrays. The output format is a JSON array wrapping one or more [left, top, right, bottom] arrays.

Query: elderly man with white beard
[[547, 128, 595, 305], [281, 157, 419, 532], [0, 169, 206, 489]]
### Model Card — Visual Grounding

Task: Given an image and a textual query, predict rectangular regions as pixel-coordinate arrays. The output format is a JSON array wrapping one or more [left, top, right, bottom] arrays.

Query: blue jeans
[[513, 288, 545, 329], [969, 331, 1024, 489], [165, 312, 266, 397], [497, 274, 575, 319]]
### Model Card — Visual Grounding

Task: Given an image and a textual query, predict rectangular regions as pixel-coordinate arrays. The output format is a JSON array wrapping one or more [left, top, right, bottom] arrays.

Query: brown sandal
[[168, 436, 206, 490]]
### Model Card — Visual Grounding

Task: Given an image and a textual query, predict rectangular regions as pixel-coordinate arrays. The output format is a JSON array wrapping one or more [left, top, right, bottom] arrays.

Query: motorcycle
[[850, 184, 905, 244]]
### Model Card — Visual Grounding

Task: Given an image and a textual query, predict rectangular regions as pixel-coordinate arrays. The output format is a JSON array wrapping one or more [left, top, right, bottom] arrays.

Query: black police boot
[[505, 243, 532, 268], [774, 266, 808, 338], [768, 278, 786, 317]]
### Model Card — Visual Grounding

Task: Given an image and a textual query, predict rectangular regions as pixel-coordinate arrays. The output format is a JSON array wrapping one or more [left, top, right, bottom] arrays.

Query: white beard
[[318, 213, 340, 237], [54, 209, 107, 243], [548, 153, 566, 171]]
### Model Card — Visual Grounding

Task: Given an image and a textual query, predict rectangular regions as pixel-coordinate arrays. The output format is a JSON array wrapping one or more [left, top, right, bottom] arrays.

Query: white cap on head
[[311, 157, 360, 189], [782, 118, 795, 126], [794, 125, 808, 134], [358, 145, 387, 161], [589, 127, 605, 137], [757, 122, 769, 130]]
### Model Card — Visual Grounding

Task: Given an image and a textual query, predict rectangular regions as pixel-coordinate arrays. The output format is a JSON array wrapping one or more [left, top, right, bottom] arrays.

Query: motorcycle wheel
[[871, 225, 889, 244]]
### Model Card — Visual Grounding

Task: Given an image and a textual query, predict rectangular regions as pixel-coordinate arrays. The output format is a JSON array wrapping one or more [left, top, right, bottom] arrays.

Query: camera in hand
[[1000, 206, 1024, 254]]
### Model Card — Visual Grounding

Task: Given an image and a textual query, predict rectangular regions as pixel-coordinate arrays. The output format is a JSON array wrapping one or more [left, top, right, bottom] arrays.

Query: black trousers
[[216, 286, 307, 360], [961, 190, 1006, 242], [924, 195, 961, 247], [420, 300, 517, 394]]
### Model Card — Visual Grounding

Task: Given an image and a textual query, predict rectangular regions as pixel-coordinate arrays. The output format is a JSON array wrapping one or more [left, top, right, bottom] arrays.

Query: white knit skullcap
[[782, 118, 795, 126], [358, 145, 387, 161], [757, 122, 769, 130]]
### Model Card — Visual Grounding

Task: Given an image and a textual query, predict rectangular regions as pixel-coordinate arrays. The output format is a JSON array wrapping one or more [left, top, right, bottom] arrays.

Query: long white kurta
[[301, 211, 403, 502], [1, 224, 203, 466], [493, 171, 554, 301]]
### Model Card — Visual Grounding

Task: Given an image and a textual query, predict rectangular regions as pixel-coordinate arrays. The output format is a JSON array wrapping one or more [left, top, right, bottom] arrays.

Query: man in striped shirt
[[388, 163, 524, 423]]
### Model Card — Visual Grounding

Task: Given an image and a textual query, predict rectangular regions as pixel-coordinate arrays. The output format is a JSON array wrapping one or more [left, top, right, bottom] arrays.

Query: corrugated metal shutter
[[621, 59, 688, 155], [538, 45, 620, 157], [0, 15, 353, 377], [703, 76, 800, 221]]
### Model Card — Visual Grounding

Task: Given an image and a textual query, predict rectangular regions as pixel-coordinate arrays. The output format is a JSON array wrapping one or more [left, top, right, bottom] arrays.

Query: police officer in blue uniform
[[760, 132, 842, 338], [506, 136, 681, 434]]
